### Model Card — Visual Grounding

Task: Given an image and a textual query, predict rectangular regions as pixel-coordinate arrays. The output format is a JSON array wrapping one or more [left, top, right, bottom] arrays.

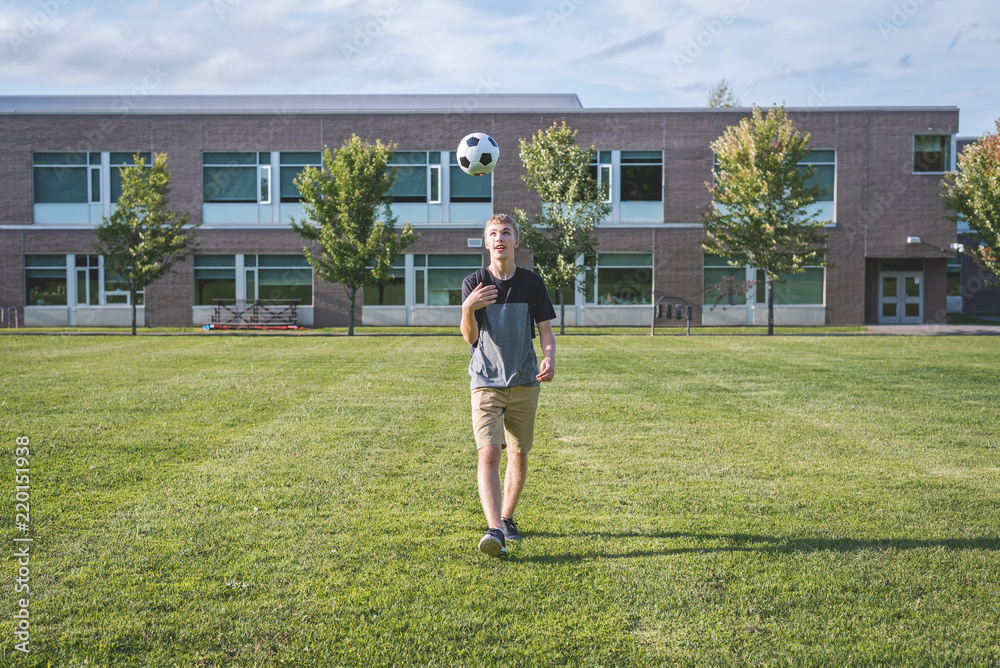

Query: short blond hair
[[484, 213, 519, 240]]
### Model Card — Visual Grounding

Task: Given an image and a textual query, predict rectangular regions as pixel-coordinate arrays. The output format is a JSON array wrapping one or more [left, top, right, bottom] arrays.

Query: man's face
[[485, 223, 518, 258]]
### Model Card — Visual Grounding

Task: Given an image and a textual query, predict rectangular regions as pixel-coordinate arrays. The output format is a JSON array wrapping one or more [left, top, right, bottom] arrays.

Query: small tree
[[94, 153, 196, 335], [291, 135, 418, 335], [941, 119, 1000, 284], [701, 105, 829, 335], [707, 78, 741, 108], [513, 121, 611, 334]]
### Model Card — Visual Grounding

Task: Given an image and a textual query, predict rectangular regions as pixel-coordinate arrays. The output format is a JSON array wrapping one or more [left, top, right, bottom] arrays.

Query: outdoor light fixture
[[951, 242, 964, 253], [906, 236, 921, 244]]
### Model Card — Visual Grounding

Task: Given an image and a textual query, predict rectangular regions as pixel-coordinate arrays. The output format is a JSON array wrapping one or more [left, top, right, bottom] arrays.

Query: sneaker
[[501, 517, 521, 541], [478, 528, 507, 557]]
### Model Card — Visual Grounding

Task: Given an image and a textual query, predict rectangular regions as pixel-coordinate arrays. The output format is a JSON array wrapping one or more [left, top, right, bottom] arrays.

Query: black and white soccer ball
[[457, 132, 499, 177]]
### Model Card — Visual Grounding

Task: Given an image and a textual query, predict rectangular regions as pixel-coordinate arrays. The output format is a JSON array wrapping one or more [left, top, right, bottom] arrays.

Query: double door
[[878, 271, 923, 324]]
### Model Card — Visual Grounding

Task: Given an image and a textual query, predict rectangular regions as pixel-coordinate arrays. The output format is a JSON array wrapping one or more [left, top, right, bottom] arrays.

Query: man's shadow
[[512, 531, 1000, 563]]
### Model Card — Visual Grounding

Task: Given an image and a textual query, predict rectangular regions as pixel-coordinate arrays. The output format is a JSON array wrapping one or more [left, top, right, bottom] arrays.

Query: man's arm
[[536, 319, 556, 382], [461, 282, 498, 345]]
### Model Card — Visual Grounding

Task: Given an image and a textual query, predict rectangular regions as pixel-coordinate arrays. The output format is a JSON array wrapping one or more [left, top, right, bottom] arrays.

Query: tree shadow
[[513, 530, 1000, 564]]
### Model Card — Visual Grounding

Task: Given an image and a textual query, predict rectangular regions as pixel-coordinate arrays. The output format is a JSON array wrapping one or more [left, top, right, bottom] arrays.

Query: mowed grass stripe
[[0, 334, 998, 666]]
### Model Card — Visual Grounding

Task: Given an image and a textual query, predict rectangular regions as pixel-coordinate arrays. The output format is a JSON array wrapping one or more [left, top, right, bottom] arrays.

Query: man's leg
[[477, 443, 504, 530], [501, 450, 528, 520]]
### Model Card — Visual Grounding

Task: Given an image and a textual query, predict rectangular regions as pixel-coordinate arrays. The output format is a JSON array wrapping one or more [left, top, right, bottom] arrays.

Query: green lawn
[[1, 335, 998, 666]]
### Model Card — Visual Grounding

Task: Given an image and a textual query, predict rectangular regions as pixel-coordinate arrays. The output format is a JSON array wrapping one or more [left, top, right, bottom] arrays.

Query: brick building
[[0, 94, 967, 328]]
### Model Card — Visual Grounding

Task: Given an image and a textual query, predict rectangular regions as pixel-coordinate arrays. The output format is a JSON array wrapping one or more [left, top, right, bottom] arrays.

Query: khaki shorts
[[471, 385, 541, 453]]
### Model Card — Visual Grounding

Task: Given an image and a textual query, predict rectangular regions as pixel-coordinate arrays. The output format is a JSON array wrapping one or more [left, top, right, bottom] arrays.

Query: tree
[[291, 135, 418, 335], [940, 119, 1000, 284], [707, 78, 741, 108], [512, 121, 611, 334], [94, 153, 196, 335], [701, 105, 829, 335]]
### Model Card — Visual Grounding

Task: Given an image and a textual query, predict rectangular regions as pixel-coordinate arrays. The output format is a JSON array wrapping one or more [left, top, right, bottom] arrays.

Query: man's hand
[[536, 356, 555, 382], [463, 282, 497, 313]]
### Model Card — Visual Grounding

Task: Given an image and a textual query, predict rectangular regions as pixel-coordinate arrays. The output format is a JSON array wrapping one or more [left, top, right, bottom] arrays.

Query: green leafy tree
[[701, 105, 829, 335], [941, 119, 1000, 283], [94, 153, 196, 335], [707, 78, 741, 108], [512, 121, 611, 334], [291, 135, 418, 335]]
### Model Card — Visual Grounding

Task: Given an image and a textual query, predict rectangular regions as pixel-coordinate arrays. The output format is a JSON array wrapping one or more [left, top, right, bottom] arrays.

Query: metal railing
[[211, 299, 299, 328]]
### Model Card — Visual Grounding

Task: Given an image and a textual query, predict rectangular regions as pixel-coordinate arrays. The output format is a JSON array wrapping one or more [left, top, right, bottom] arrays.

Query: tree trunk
[[767, 278, 774, 336], [558, 289, 566, 335], [378, 283, 385, 306], [131, 286, 138, 336], [348, 289, 356, 336]]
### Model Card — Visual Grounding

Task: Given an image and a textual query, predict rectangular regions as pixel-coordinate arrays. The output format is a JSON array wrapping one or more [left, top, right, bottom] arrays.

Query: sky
[[1, 0, 998, 137]]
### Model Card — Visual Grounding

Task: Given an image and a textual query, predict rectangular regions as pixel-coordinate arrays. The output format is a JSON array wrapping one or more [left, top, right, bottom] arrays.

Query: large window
[[590, 150, 663, 223], [703, 255, 748, 306], [203, 152, 271, 203], [914, 135, 953, 173], [414, 254, 483, 306], [33, 153, 94, 204], [25, 255, 68, 306], [362, 257, 406, 306], [800, 150, 835, 203], [194, 255, 236, 305], [755, 268, 825, 305], [194, 254, 312, 306], [25, 254, 144, 306], [448, 153, 491, 203], [279, 152, 322, 203], [248, 255, 312, 305], [584, 253, 653, 305], [390, 152, 441, 204]]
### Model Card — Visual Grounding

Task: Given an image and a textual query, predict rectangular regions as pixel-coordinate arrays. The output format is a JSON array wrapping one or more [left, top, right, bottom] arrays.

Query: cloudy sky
[[2, 0, 998, 136]]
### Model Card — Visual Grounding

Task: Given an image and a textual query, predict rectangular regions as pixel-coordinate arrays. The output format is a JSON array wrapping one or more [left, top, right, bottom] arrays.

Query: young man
[[461, 213, 556, 558]]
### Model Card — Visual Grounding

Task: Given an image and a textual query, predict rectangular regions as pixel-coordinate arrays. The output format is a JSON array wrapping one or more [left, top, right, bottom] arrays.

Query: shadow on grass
[[514, 531, 1000, 563]]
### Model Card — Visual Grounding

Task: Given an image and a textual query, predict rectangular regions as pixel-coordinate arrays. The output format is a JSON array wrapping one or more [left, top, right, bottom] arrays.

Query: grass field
[[1, 334, 998, 666]]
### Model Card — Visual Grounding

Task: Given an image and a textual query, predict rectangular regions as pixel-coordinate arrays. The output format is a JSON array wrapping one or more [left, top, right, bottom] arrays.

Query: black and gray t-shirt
[[462, 267, 556, 389]]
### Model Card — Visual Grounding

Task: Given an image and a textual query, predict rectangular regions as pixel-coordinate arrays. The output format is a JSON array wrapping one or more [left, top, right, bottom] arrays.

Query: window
[[279, 152, 322, 203], [33, 153, 95, 204], [194, 255, 236, 305], [362, 256, 406, 306], [755, 266, 825, 305], [390, 152, 441, 204], [449, 153, 491, 203], [589, 150, 663, 223], [947, 257, 962, 297], [914, 135, 953, 173], [703, 255, 749, 306], [800, 150, 835, 202], [203, 152, 271, 203], [25, 255, 68, 306], [414, 254, 483, 306], [584, 253, 653, 305], [109, 153, 152, 201], [620, 151, 662, 202], [248, 255, 312, 305], [194, 254, 312, 306]]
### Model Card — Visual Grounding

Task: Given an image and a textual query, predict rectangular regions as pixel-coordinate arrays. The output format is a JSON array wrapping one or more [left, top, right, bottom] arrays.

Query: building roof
[[0, 93, 584, 114]]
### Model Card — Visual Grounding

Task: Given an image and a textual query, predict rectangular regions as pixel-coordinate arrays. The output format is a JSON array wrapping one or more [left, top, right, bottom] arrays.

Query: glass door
[[879, 271, 923, 324]]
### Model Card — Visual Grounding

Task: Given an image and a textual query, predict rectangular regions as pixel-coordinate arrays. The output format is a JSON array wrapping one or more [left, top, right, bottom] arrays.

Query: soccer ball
[[457, 132, 499, 177]]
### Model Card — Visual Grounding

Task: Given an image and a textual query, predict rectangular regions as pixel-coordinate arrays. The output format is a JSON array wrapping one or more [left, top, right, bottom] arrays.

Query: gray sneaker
[[478, 528, 507, 557], [501, 517, 521, 541]]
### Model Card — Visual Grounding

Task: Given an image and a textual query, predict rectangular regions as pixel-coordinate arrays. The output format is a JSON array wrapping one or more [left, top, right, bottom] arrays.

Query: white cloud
[[0, 0, 996, 134]]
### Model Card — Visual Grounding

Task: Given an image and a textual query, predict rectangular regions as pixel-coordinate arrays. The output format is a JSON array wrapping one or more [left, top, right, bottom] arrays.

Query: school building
[[0, 94, 985, 329]]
